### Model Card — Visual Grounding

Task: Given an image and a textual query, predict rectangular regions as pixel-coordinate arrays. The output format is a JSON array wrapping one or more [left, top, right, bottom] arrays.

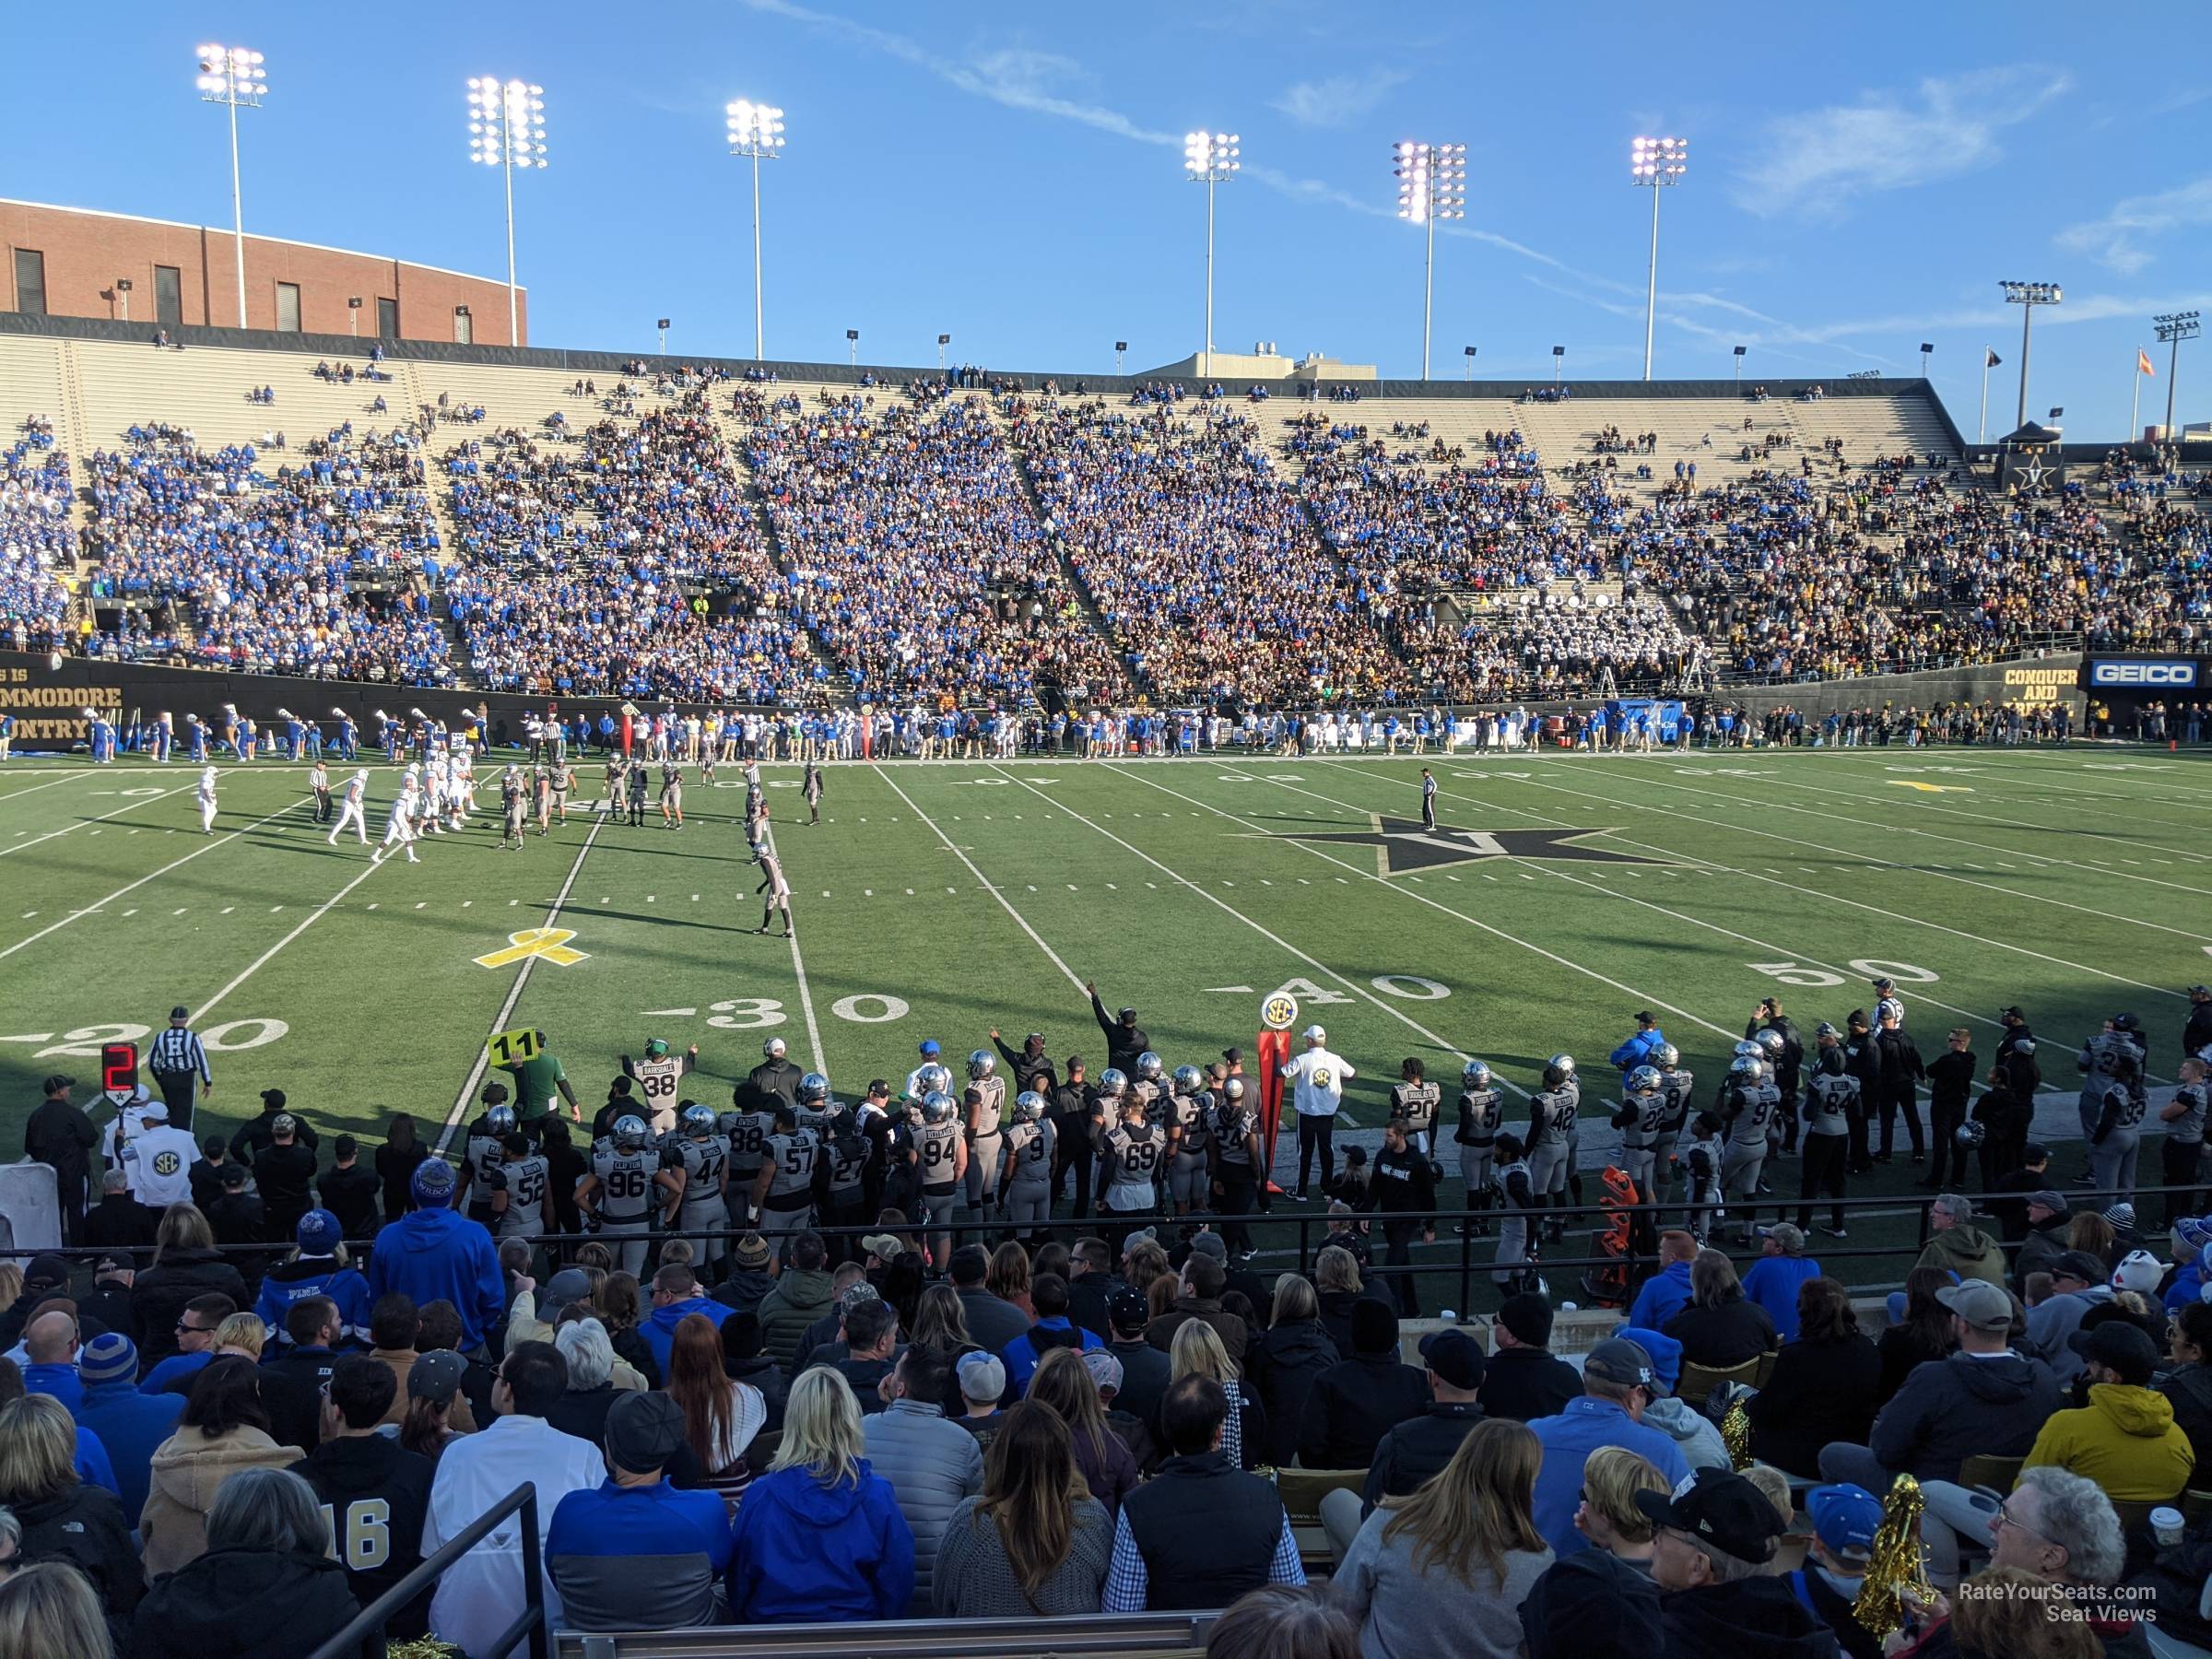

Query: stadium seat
[[550, 1610, 1218, 1657], [1676, 1356, 1763, 1409], [1956, 1453, 2025, 1494]]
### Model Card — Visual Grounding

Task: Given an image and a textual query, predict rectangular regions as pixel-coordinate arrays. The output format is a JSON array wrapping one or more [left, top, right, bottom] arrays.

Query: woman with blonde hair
[[1169, 1320, 1267, 1471], [725, 1367, 915, 1624], [666, 1312, 767, 1515], [0, 1396, 139, 1624], [934, 1400, 1112, 1616], [1571, 1445, 1669, 1568], [140, 1356, 304, 1578], [130, 1205, 248, 1372], [986, 1241, 1035, 1321], [1124, 1238, 1170, 1301], [1313, 1246, 1367, 1357], [1335, 1417, 1554, 1658], [1247, 1275, 1340, 1466], [1027, 1348, 1137, 1516], [0, 1562, 115, 1659], [208, 1312, 265, 1362]]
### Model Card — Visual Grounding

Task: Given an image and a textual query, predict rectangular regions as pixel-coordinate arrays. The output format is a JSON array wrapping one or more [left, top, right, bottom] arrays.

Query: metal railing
[[48, 1178, 2205, 1318], [306, 1480, 545, 1659]]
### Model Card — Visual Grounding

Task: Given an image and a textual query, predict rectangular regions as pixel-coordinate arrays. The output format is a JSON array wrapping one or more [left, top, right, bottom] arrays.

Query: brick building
[[0, 199, 525, 346]]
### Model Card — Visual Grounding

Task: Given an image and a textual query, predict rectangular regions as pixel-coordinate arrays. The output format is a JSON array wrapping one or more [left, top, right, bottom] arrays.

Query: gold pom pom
[[382, 1641, 466, 1659], [1721, 1399, 1753, 1470], [1850, 1472, 1937, 1639]]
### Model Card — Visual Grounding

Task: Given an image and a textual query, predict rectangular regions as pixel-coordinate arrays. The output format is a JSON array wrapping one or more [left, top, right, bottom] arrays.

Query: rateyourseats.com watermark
[[1956, 1580, 2159, 1624]]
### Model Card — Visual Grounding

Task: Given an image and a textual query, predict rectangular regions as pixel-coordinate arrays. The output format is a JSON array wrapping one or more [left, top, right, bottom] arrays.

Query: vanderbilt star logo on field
[[1262, 815, 1663, 877]]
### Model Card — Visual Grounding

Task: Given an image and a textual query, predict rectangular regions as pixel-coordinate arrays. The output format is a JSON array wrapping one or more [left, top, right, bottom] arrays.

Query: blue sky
[[7, 2, 2209, 440]]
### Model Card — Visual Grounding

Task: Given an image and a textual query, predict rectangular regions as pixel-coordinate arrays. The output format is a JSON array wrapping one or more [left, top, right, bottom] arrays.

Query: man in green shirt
[[498, 1032, 582, 1132]]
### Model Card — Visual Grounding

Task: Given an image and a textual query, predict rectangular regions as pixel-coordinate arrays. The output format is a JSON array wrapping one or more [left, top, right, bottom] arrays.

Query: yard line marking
[[0, 794, 311, 962], [220, 906, 234, 914], [440, 817, 604, 1152], [870, 764, 1086, 995], [1004, 765, 1509, 1088], [194, 854, 392, 1030], [0, 783, 196, 859], [0, 771, 105, 805]]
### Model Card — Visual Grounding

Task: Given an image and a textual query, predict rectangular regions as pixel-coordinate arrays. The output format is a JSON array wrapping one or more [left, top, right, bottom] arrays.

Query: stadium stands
[[6, 330, 2205, 707]]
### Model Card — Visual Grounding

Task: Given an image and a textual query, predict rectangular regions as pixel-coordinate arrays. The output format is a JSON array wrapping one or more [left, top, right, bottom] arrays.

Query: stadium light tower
[[2155, 312, 2201, 439], [1464, 344, 1477, 380], [1184, 130, 1240, 379], [467, 77, 548, 346], [1394, 142, 1465, 381], [1998, 281, 2061, 429], [1630, 136, 1688, 381], [726, 100, 785, 361], [195, 45, 266, 330]]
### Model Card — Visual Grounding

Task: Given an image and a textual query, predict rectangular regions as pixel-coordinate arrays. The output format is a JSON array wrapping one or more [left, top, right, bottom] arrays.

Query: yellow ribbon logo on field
[[1888, 782, 1972, 794], [474, 928, 589, 969]]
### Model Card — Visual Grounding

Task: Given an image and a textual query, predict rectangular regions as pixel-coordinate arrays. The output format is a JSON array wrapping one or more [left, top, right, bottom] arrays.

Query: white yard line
[[438, 818, 605, 1152], [1110, 762, 1741, 1050], [192, 853, 392, 1027], [1399, 758, 2190, 1001], [1821, 749, 2212, 821], [0, 784, 195, 857], [759, 821, 826, 1075], [870, 764, 1088, 995], [0, 771, 104, 803], [987, 764, 1510, 1090]]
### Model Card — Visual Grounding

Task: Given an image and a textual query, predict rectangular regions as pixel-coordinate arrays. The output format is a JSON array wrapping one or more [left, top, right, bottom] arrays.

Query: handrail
[[304, 1480, 546, 1659]]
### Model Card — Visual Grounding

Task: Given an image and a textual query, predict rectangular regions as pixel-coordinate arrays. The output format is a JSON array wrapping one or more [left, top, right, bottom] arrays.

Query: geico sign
[[2089, 661, 2198, 687]]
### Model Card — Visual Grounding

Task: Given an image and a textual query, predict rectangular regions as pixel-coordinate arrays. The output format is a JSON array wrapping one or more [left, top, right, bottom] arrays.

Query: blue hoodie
[[365, 1206, 505, 1351], [999, 1317, 1104, 1398], [1742, 1253, 1825, 1342], [253, 1257, 373, 1345], [1629, 1260, 1695, 1332], [19, 1365, 117, 1496], [727, 1458, 915, 1624], [76, 1377, 182, 1519], [641, 1297, 733, 1378], [1609, 1027, 1666, 1072]]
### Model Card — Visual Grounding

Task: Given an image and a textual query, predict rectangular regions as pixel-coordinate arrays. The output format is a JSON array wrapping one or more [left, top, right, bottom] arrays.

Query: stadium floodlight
[[657, 317, 671, 354], [845, 326, 859, 366], [1919, 342, 1934, 379], [1183, 130, 1241, 379], [1733, 344, 1747, 381], [2154, 312, 2201, 439], [937, 332, 951, 371], [1552, 343, 1566, 386], [1115, 340, 1128, 373], [114, 278, 133, 323], [196, 45, 267, 330], [1998, 281, 2061, 429], [1630, 136, 1688, 382], [725, 99, 785, 360], [468, 76, 548, 346], [1464, 344, 1477, 381], [1394, 142, 1466, 381]]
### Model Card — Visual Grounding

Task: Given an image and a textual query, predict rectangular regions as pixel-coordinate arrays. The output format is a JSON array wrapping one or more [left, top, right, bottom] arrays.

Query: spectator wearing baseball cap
[[2024, 1250, 2118, 1388], [229, 1088, 318, 1164], [1639, 1469, 1837, 1654], [1479, 1291, 1583, 1424], [2015, 1189, 2073, 1289], [1526, 1337, 1692, 1559], [1105, 1286, 1171, 1432], [1743, 1224, 1824, 1342], [954, 1351, 1008, 1450], [1790, 1484, 1883, 1659], [546, 1391, 732, 1632], [1320, 1326, 1488, 1559], [2021, 1322, 2195, 1500], [1818, 1278, 2058, 1492], [2166, 1217, 2212, 1313]]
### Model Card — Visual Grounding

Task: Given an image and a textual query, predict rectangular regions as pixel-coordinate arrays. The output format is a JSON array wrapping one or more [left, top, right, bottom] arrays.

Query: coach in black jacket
[[1087, 982, 1150, 1079], [1842, 1012, 1886, 1172], [1875, 1008, 1926, 1163], [989, 1029, 1058, 1096]]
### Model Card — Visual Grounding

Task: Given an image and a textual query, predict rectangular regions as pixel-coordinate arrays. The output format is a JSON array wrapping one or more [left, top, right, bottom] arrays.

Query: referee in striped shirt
[[148, 1006, 213, 1131]]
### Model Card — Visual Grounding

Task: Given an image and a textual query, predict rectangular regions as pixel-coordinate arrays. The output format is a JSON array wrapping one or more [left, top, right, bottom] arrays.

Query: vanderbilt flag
[[1985, 348, 2002, 368], [2139, 348, 2157, 376]]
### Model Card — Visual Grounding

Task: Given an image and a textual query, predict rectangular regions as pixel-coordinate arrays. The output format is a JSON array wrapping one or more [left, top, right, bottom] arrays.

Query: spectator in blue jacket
[[1609, 1012, 1666, 1074], [999, 1273, 1104, 1399], [547, 1391, 731, 1631], [641, 1265, 732, 1380], [727, 1366, 916, 1624], [364, 1160, 503, 1356], [1628, 1230, 1699, 1331], [11, 1317, 120, 1498], [1742, 1225, 1824, 1342], [73, 1333, 182, 1519], [1527, 1338, 1690, 1558]]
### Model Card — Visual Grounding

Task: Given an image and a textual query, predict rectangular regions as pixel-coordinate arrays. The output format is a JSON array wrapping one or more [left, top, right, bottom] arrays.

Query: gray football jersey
[[1004, 1120, 1054, 1183], [497, 1154, 550, 1239], [763, 1129, 819, 1203], [677, 1135, 730, 1200], [970, 1076, 1006, 1136], [592, 1147, 659, 1222], [916, 1120, 963, 1191]]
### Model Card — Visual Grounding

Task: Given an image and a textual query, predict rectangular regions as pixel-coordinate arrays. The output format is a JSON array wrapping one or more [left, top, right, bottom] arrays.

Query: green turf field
[[3, 744, 2207, 1294]]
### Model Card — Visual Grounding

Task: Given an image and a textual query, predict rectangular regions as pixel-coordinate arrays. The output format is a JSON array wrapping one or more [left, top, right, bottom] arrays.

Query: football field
[[3, 743, 2208, 1288]]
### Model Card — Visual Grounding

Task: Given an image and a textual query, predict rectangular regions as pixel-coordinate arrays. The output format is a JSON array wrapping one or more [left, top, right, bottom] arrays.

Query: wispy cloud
[[2056, 177, 2212, 275], [1269, 69, 1407, 129], [1733, 66, 2071, 218], [734, 0, 1178, 145]]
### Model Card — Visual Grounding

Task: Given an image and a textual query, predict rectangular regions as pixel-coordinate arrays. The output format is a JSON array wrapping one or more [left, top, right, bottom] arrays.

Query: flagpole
[[1978, 352, 1991, 444], [2131, 348, 2142, 443]]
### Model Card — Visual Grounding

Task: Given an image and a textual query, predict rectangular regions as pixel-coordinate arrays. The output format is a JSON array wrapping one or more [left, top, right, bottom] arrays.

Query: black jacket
[[1245, 1318, 1342, 1466], [2159, 1362, 2212, 1476], [132, 1247, 251, 1371], [1664, 1297, 1780, 1369], [746, 1056, 803, 1110], [231, 1108, 321, 1162], [1110, 1337, 1172, 1431], [1660, 1577, 1844, 1658], [957, 1287, 1032, 1355], [315, 1163, 382, 1243], [1120, 1451, 1284, 1612], [1745, 1334, 1883, 1477], [82, 1195, 158, 1257], [133, 1545, 367, 1659], [1316, 1284, 1381, 1355], [13, 1482, 142, 1622], [1090, 991, 1149, 1079], [991, 1036, 1057, 1096], [726, 1352, 790, 1432], [288, 1434, 435, 1640], [373, 1140, 428, 1224], [1066, 1271, 1123, 1344], [262, 1346, 340, 1452], [1751, 1016, 1806, 1096], [1358, 1145, 1437, 1215], [1868, 1350, 2062, 1483], [2015, 1212, 2072, 1288], [1876, 1030, 1924, 1099], [547, 1382, 621, 1447], [1359, 1400, 1484, 1513], [1521, 1546, 1662, 1659], [1477, 1345, 1583, 1423], [1297, 1352, 1430, 1469], [24, 1096, 98, 1195]]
